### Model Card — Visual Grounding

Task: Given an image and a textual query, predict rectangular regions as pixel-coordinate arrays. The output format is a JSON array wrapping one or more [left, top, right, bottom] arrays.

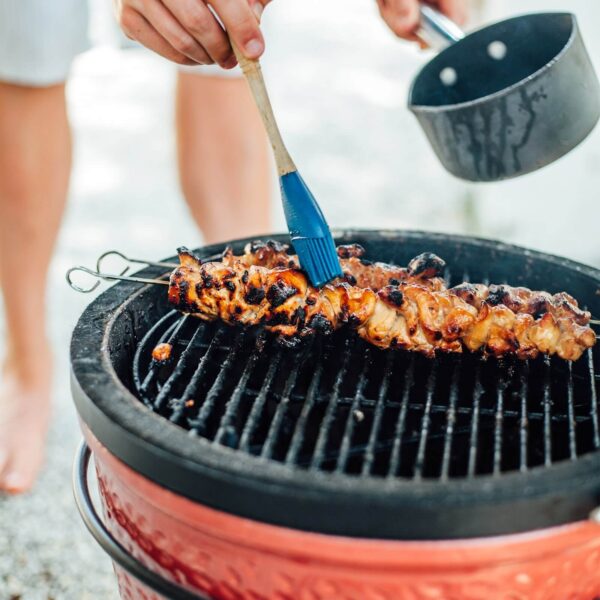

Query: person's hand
[[376, 0, 467, 41], [113, 0, 271, 67]]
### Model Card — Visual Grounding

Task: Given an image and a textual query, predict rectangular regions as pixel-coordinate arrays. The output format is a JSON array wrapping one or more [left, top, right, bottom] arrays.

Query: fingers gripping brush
[[231, 44, 342, 287]]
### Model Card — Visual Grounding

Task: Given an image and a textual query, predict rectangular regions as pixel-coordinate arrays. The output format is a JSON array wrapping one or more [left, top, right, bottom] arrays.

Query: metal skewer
[[66, 265, 170, 294], [95, 250, 179, 275], [67, 248, 223, 294], [95, 249, 223, 275]]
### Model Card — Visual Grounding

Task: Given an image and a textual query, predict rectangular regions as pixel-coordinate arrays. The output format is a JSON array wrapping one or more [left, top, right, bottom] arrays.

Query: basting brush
[[231, 44, 342, 287]]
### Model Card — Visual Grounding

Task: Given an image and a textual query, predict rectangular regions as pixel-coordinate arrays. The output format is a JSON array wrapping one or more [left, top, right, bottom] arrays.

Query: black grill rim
[[70, 229, 600, 540]]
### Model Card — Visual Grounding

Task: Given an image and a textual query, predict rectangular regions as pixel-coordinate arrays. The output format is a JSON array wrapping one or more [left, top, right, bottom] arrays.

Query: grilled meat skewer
[[168, 244, 596, 361]]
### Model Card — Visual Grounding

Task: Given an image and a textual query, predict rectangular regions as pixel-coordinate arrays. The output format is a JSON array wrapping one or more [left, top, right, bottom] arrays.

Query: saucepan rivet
[[488, 40, 508, 60], [439, 67, 458, 86]]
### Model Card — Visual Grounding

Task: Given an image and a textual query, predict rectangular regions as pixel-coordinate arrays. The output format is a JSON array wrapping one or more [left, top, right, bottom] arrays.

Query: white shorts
[[179, 63, 243, 79], [0, 0, 89, 86]]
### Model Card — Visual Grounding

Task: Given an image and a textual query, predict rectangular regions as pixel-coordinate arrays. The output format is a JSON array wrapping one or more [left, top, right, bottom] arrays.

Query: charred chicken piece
[[221, 240, 446, 291], [168, 244, 596, 362], [450, 283, 591, 326], [152, 342, 173, 363]]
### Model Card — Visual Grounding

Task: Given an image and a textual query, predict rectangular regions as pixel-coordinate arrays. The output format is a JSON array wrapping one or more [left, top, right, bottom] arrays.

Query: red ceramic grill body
[[71, 231, 600, 600], [85, 428, 600, 600]]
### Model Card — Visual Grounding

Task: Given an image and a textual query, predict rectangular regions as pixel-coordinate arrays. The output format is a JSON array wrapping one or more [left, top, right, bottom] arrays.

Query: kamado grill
[[70, 230, 600, 599]]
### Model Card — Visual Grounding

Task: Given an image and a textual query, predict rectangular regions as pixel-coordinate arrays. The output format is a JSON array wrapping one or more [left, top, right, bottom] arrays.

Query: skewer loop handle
[[66, 265, 170, 294], [96, 250, 177, 274]]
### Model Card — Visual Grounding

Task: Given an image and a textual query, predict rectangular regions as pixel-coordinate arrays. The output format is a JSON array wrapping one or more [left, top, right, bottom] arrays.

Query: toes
[[1, 471, 33, 494], [0, 457, 43, 494], [0, 438, 45, 494], [0, 370, 51, 494]]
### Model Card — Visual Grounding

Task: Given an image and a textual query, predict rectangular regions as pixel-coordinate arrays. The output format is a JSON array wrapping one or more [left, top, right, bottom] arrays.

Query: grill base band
[[81, 425, 600, 600]]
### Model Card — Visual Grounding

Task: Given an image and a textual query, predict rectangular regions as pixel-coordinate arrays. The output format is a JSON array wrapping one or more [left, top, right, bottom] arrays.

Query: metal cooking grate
[[131, 304, 600, 480]]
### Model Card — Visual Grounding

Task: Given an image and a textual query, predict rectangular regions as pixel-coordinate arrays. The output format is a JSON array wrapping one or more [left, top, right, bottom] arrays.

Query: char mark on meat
[[408, 252, 446, 279]]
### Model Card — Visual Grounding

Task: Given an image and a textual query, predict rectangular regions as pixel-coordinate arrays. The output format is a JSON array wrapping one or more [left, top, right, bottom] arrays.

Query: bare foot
[[0, 348, 52, 494]]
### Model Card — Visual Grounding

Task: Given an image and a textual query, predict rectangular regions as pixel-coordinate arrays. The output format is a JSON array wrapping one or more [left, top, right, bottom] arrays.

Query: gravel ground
[[0, 0, 599, 598]]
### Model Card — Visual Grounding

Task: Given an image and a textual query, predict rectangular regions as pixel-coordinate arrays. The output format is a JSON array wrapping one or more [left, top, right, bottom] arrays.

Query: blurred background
[[0, 0, 598, 597]]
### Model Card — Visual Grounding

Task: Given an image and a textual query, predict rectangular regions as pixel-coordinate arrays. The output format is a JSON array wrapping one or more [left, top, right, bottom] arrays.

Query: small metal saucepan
[[408, 7, 600, 182]]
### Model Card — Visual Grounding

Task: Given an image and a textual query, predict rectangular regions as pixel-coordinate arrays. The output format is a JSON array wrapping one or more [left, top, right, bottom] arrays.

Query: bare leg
[[176, 72, 271, 244], [0, 82, 71, 493]]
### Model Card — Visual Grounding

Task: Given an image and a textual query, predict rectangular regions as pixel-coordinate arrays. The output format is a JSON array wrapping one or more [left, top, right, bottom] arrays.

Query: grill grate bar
[[238, 356, 282, 452], [335, 349, 372, 473], [519, 362, 530, 472], [285, 341, 326, 465], [440, 360, 461, 481], [567, 362, 577, 460], [361, 352, 395, 476], [413, 365, 437, 480], [168, 327, 224, 425], [467, 366, 484, 478], [493, 379, 506, 476], [543, 356, 553, 467], [214, 332, 267, 447], [134, 311, 182, 405], [588, 348, 600, 449], [152, 319, 203, 411], [387, 357, 416, 478], [310, 340, 354, 470], [190, 332, 247, 436], [261, 342, 314, 459], [138, 314, 185, 395]]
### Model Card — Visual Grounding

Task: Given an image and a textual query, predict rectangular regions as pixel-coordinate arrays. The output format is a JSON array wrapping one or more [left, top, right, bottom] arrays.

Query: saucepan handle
[[417, 4, 465, 50]]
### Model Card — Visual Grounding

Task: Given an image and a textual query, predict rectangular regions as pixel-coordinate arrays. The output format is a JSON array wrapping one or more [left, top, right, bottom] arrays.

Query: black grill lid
[[71, 230, 600, 540]]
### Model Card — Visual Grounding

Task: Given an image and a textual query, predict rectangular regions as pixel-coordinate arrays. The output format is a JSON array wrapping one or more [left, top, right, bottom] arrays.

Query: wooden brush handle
[[231, 42, 296, 177]]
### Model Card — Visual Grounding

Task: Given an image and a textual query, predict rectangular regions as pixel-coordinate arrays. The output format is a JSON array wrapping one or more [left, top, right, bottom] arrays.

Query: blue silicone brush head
[[280, 171, 342, 287]]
